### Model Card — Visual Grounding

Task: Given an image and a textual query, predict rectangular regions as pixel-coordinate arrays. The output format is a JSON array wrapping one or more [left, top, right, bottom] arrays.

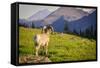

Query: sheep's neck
[[42, 33, 50, 36]]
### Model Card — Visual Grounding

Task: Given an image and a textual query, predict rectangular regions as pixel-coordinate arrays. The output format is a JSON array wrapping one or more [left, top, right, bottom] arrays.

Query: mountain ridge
[[28, 9, 51, 21]]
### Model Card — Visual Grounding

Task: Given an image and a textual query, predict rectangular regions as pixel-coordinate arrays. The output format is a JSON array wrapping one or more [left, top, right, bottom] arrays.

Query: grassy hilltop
[[19, 27, 96, 63]]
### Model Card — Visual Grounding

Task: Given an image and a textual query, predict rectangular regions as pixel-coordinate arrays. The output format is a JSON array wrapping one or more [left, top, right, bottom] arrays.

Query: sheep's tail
[[34, 34, 40, 46]]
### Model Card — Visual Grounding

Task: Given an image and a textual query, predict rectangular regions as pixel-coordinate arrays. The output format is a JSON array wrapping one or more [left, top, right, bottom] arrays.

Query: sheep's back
[[34, 34, 49, 46]]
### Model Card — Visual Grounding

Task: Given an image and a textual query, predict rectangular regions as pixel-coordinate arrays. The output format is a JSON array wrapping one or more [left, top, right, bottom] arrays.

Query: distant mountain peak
[[46, 7, 89, 22], [28, 9, 51, 21]]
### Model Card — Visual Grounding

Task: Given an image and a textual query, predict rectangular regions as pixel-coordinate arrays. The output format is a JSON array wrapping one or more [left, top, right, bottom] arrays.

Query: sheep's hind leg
[[45, 43, 48, 56], [42, 46, 45, 56]]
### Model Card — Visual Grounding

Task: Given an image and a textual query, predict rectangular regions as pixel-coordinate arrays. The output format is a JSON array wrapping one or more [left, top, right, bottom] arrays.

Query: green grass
[[19, 26, 96, 62]]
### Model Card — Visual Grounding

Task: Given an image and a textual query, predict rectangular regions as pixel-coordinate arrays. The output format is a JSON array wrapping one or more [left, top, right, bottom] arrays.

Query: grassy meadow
[[19, 26, 96, 63]]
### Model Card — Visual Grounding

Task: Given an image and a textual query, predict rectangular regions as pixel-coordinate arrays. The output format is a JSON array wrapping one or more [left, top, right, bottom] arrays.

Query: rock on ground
[[19, 55, 51, 64]]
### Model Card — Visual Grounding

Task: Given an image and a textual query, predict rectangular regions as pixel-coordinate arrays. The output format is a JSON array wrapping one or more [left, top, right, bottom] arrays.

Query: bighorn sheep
[[41, 25, 54, 34], [34, 25, 54, 56]]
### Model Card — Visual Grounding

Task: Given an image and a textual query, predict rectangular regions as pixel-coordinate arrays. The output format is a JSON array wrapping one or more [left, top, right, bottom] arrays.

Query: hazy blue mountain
[[33, 16, 62, 28], [26, 9, 51, 28], [19, 19, 33, 28], [33, 20, 44, 28], [67, 10, 96, 36], [28, 9, 51, 21], [51, 16, 65, 32]]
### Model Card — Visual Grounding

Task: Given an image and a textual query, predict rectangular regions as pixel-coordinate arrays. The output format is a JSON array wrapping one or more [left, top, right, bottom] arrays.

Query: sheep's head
[[42, 25, 54, 34]]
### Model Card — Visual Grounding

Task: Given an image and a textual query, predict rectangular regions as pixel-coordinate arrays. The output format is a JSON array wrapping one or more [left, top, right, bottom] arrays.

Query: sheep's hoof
[[45, 54, 48, 57], [34, 55, 39, 58]]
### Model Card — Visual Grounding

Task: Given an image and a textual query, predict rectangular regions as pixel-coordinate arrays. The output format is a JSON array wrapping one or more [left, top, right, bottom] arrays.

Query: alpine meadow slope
[[19, 27, 96, 63]]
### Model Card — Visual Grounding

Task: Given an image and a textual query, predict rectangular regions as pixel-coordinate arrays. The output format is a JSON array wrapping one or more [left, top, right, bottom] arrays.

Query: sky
[[19, 4, 59, 19], [19, 4, 95, 19]]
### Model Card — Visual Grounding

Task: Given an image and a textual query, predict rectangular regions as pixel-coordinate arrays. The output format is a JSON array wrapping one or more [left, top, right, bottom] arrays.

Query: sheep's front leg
[[35, 45, 40, 56], [45, 42, 48, 56]]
